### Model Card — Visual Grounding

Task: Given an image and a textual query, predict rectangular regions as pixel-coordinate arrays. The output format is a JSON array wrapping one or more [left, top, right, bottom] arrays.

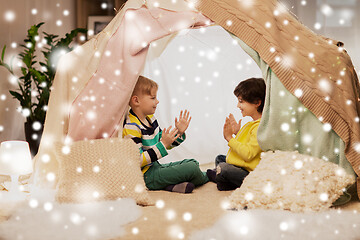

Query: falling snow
[[0, 1, 359, 240]]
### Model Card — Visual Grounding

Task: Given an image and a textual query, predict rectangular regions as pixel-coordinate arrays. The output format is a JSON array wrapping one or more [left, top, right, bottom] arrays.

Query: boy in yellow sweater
[[207, 78, 266, 191]]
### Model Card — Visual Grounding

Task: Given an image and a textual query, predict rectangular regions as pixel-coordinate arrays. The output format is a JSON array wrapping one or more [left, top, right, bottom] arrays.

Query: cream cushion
[[229, 151, 355, 212], [55, 138, 154, 206]]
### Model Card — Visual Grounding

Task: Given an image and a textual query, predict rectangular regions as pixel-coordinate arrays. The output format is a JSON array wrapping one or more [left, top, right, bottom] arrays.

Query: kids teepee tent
[[32, 0, 360, 198]]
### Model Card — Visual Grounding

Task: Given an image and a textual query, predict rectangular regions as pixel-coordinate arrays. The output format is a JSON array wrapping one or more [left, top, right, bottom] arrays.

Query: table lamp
[[0, 141, 33, 196]]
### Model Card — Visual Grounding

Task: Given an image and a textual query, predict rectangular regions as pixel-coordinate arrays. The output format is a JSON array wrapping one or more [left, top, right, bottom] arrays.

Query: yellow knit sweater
[[226, 119, 262, 172]]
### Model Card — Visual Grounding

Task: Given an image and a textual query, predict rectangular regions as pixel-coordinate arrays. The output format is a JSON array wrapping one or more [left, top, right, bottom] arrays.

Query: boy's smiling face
[[138, 88, 159, 116], [237, 96, 260, 119]]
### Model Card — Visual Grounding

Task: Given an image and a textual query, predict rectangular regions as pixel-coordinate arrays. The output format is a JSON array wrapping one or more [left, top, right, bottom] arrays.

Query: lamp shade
[[0, 141, 33, 176]]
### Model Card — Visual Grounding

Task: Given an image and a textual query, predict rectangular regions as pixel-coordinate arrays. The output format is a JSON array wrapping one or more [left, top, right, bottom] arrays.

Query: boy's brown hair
[[131, 75, 158, 97], [234, 77, 266, 113]]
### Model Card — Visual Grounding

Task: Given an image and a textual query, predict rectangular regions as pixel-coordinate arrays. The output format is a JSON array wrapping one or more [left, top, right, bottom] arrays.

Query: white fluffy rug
[[190, 209, 360, 240], [0, 189, 141, 240]]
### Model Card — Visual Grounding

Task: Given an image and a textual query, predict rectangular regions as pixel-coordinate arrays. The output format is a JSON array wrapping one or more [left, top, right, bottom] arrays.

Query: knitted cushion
[[229, 151, 355, 212], [55, 138, 154, 206]]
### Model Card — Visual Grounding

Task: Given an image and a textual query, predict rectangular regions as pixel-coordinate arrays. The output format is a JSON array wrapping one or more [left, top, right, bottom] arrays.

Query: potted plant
[[0, 22, 87, 156]]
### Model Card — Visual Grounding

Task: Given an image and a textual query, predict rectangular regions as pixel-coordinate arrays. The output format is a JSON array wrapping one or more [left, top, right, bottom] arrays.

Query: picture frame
[[87, 16, 113, 39]]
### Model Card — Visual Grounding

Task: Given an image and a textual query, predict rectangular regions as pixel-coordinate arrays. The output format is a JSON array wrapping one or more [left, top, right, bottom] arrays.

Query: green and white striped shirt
[[122, 109, 185, 173]]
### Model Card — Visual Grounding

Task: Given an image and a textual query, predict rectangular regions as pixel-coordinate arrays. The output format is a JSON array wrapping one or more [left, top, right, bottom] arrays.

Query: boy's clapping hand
[[223, 117, 233, 142], [161, 126, 180, 148], [228, 113, 241, 135], [175, 110, 192, 135]]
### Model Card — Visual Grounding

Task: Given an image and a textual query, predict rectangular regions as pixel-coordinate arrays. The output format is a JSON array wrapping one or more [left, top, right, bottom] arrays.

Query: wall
[[295, 0, 360, 73], [0, 0, 76, 141]]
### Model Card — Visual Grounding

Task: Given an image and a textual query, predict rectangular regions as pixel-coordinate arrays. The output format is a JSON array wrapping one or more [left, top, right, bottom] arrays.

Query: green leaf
[[1, 45, 5, 61], [56, 28, 87, 47], [9, 90, 24, 103], [23, 54, 31, 67], [21, 67, 27, 76], [29, 68, 46, 83], [28, 22, 44, 38], [3, 63, 11, 72]]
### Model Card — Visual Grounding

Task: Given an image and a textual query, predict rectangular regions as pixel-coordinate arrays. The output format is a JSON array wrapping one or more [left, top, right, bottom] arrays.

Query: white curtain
[[143, 26, 262, 165]]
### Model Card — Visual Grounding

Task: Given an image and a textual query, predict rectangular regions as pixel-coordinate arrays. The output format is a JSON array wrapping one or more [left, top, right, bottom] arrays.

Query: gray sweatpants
[[215, 154, 249, 190]]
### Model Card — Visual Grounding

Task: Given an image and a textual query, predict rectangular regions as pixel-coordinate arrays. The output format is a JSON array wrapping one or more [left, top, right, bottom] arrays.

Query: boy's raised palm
[[175, 110, 192, 135], [228, 113, 241, 135], [223, 117, 233, 142], [161, 126, 179, 148]]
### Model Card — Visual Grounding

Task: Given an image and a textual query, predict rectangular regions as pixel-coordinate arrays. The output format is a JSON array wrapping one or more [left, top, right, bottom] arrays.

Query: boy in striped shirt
[[123, 76, 208, 193]]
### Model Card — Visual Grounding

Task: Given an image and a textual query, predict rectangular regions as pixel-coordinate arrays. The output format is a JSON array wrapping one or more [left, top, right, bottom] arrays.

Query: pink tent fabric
[[67, 6, 210, 141]]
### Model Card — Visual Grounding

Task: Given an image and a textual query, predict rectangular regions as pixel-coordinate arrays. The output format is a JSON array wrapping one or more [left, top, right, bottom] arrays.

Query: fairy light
[[314, 22, 322, 30], [156, 200, 165, 209], [166, 209, 176, 220], [294, 160, 303, 169], [101, 3, 108, 9], [320, 193, 329, 201], [323, 123, 332, 132], [5, 11, 15, 22], [183, 212, 192, 221], [44, 202, 53, 212], [281, 123, 290, 132], [62, 146, 71, 154], [245, 192, 254, 201], [41, 154, 50, 163], [29, 199, 39, 208], [132, 227, 139, 235], [294, 89, 303, 98], [93, 166, 100, 173], [46, 172, 56, 182], [279, 222, 289, 231]]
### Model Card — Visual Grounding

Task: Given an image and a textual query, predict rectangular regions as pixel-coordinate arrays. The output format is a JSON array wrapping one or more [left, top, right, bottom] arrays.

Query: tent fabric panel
[[32, 4, 211, 187], [67, 6, 211, 141], [193, 0, 360, 197], [236, 37, 355, 178], [31, 1, 145, 187]]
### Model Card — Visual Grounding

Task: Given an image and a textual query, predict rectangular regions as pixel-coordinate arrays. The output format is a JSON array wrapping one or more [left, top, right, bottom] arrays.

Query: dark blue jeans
[[214, 154, 249, 190]]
